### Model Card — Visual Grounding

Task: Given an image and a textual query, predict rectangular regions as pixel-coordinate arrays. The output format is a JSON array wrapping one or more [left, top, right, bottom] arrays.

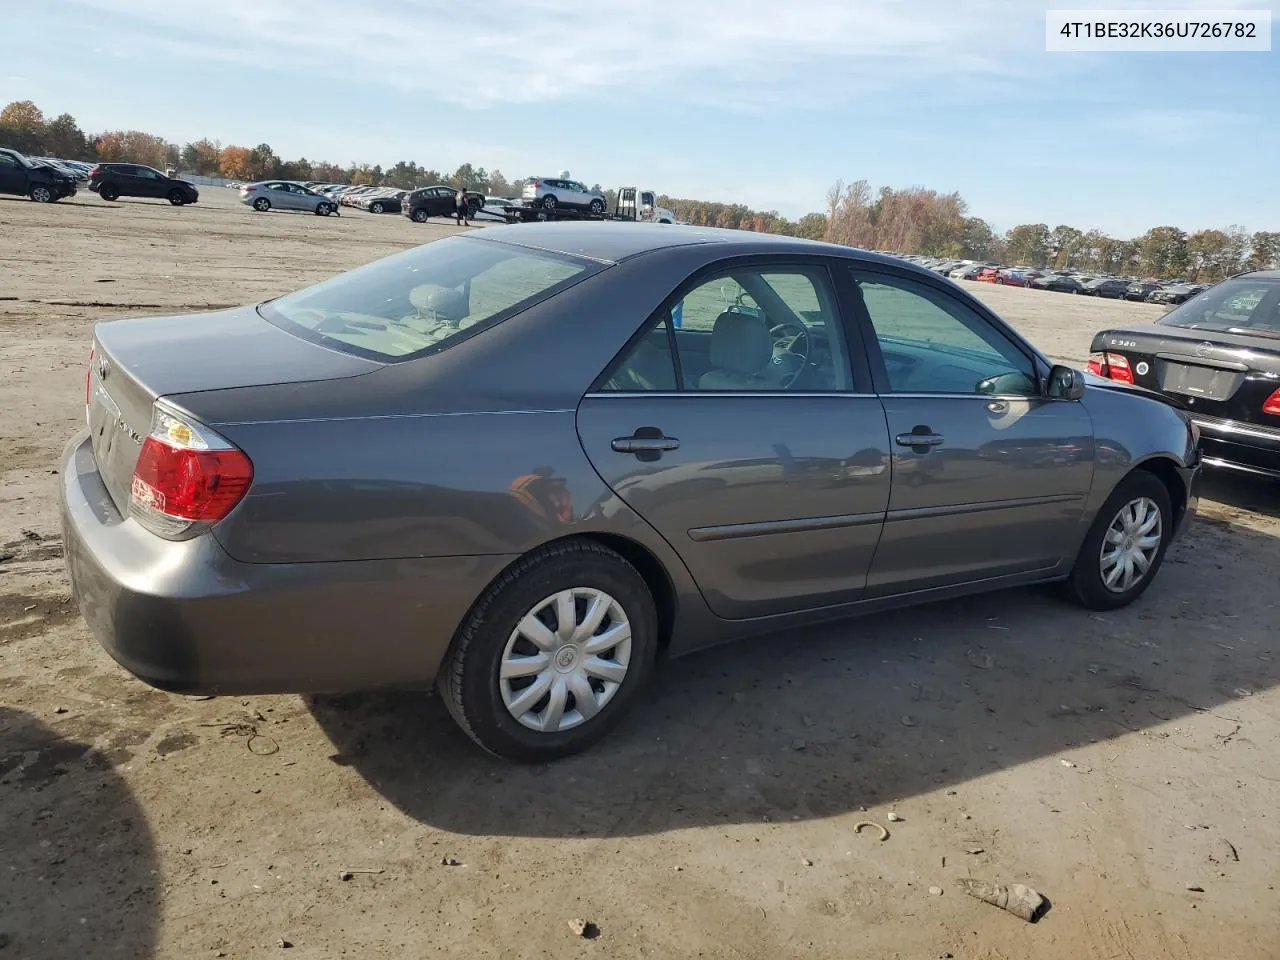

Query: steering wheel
[[767, 321, 811, 388]]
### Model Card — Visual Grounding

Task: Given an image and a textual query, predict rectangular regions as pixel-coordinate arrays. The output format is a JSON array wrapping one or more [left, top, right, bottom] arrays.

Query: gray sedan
[[62, 224, 1199, 761], [239, 180, 337, 215]]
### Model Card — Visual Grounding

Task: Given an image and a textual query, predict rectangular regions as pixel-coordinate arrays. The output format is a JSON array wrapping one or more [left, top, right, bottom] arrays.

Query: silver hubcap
[[499, 588, 632, 733], [1099, 496, 1162, 593], [33, 188, 50, 201]]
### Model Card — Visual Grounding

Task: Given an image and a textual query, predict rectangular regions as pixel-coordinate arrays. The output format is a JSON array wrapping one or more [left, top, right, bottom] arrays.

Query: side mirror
[[1047, 364, 1086, 401]]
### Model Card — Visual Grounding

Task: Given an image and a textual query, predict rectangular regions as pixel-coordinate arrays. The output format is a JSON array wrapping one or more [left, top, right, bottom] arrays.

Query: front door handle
[[612, 427, 680, 461], [895, 431, 945, 449]]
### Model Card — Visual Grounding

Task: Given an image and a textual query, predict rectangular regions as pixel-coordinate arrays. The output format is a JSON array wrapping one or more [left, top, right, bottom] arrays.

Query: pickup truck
[[0, 147, 79, 202]]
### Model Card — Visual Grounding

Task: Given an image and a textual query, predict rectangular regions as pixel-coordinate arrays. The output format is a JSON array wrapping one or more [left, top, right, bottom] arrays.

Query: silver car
[[240, 181, 337, 216], [522, 176, 607, 213]]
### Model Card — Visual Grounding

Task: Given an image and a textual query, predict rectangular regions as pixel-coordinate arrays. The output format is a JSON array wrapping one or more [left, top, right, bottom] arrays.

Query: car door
[[268, 182, 298, 210], [0, 152, 25, 195], [847, 265, 1094, 595], [576, 258, 891, 620], [134, 167, 166, 197]]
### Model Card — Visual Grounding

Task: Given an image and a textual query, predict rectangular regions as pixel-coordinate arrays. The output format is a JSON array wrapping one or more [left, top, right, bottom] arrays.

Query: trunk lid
[[87, 304, 380, 513], [1090, 323, 1280, 425]]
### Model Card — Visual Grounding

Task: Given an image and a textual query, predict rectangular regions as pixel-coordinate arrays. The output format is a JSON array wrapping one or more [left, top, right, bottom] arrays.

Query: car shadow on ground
[[310, 516, 1278, 839], [1197, 470, 1280, 521], [0, 706, 158, 957]]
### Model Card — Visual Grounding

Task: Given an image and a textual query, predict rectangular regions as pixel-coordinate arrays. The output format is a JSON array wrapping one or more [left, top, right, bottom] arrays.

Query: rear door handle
[[895, 432, 945, 448]]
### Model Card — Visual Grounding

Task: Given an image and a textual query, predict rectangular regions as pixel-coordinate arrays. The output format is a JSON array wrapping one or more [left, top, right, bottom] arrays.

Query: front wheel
[[370, 202, 383, 214], [540, 194, 557, 210], [589, 199, 604, 215], [439, 540, 658, 762], [1064, 471, 1172, 610], [29, 185, 54, 203], [316, 203, 332, 216], [253, 197, 270, 212], [167, 189, 186, 206], [411, 208, 428, 223]]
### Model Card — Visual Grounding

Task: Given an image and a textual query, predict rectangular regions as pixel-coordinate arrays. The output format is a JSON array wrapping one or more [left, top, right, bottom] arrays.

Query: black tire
[[467, 199, 482, 218], [253, 197, 270, 212], [370, 202, 384, 214], [411, 208, 428, 223], [589, 199, 604, 215], [167, 189, 186, 206], [29, 184, 54, 203], [439, 540, 658, 762], [541, 194, 557, 210], [1064, 470, 1173, 611], [99, 184, 119, 202], [316, 203, 331, 216]]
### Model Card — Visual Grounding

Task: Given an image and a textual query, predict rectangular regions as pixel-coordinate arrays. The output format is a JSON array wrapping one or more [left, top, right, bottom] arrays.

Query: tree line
[[4, 99, 1277, 281]]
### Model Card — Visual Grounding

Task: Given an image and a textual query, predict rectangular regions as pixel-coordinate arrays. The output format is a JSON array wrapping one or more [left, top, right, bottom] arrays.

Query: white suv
[[522, 176, 606, 213]]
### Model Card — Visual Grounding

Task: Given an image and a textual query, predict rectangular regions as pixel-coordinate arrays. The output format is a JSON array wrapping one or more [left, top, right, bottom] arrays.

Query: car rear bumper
[[1191, 415, 1280, 479], [60, 431, 515, 695]]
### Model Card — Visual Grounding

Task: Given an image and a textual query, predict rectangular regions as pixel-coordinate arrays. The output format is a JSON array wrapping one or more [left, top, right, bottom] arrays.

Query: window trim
[[845, 263, 1051, 398], [590, 254, 871, 395]]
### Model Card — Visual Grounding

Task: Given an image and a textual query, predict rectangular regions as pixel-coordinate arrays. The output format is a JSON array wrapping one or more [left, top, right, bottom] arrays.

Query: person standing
[[455, 188, 470, 226]]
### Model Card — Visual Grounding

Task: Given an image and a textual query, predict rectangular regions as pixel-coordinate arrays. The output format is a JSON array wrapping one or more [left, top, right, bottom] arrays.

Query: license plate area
[[1157, 362, 1242, 402], [88, 377, 122, 465]]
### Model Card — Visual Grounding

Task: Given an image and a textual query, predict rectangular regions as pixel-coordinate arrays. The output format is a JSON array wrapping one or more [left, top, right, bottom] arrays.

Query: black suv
[[0, 147, 78, 202], [402, 185, 484, 222], [88, 163, 199, 205]]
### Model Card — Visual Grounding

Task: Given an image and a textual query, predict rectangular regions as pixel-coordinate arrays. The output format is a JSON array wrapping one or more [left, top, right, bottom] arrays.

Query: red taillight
[[129, 407, 252, 535], [242, 185, 256, 192], [1263, 387, 1280, 416], [1086, 352, 1134, 384]]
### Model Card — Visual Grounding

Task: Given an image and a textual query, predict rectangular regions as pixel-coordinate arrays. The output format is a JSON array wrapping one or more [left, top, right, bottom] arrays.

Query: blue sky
[[2, 0, 1276, 237]]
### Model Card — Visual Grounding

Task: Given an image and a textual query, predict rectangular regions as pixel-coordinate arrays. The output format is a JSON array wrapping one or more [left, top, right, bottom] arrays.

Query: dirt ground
[[2, 188, 1278, 960]]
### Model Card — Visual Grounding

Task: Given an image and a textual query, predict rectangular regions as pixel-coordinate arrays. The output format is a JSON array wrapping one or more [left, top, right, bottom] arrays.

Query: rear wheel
[[99, 184, 119, 202], [541, 194, 557, 210], [1064, 471, 1172, 610], [370, 201, 384, 213], [167, 189, 186, 206], [439, 540, 658, 762], [29, 185, 54, 203], [411, 208, 428, 223], [253, 197, 270, 212]]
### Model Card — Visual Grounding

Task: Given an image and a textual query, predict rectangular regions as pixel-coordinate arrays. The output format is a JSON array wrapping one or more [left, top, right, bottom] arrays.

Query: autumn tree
[[795, 212, 828, 241], [93, 130, 169, 168], [218, 145, 253, 179], [180, 138, 222, 175], [1187, 229, 1232, 282], [0, 99, 46, 153], [961, 217, 997, 259]]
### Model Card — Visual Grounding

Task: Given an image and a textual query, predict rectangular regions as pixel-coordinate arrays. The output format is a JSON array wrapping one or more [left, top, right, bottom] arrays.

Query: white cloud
[[65, 0, 1050, 109]]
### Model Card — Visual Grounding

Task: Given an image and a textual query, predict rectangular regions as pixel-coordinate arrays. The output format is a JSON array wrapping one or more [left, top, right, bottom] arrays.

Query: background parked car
[[1083, 278, 1130, 299], [1032, 274, 1084, 294], [1150, 282, 1207, 305], [239, 181, 337, 216], [0, 147, 78, 202], [402, 185, 485, 222], [1124, 280, 1161, 302], [359, 189, 407, 214], [522, 176, 606, 213], [88, 163, 199, 205]]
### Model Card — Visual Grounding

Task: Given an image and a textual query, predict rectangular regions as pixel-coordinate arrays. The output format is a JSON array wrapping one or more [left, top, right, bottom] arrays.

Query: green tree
[[1004, 224, 1051, 267], [1249, 231, 1280, 270], [795, 212, 828, 240], [961, 217, 997, 259], [1048, 224, 1084, 269], [1138, 226, 1189, 278], [246, 143, 280, 180], [1187, 229, 1231, 282], [42, 113, 88, 159]]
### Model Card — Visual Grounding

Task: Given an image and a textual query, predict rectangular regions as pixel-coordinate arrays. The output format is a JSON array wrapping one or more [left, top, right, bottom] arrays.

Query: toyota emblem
[[1194, 341, 1213, 359]]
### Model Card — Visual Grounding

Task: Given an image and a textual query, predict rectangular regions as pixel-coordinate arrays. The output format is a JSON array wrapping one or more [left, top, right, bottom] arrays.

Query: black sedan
[[1083, 278, 1131, 299], [62, 224, 1198, 761], [1089, 270, 1280, 477], [403, 185, 485, 222], [1150, 283, 1207, 305], [1031, 274, 1083, 294], [1124, 281, 1160, 302]]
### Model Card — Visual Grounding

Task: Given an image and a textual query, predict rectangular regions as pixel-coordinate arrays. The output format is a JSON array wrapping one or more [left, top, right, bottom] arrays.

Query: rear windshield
[[259, 235, 598, 361], [1158, 278, 1280, 338]]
